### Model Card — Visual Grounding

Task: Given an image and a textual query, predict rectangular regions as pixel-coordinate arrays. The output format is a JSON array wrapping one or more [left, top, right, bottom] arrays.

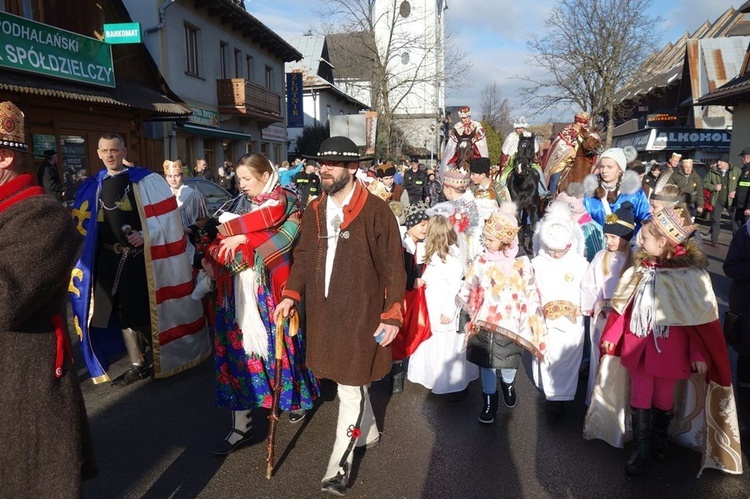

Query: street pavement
[[78, 214, 750, 498]]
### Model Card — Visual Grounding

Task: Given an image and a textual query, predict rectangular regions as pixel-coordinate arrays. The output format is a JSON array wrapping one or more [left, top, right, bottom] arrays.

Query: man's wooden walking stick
[[266, 313, 298, 479]]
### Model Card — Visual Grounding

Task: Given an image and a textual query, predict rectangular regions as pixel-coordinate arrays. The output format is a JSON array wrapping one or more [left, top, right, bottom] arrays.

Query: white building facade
[[123, 0, 301, 174]]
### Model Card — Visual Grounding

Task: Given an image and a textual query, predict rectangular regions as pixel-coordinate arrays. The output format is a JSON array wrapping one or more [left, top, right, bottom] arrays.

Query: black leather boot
[[390, 362, 405, 394], [478, 391, 499, 424], [500, 379, 517, 408], [651, 407, 674, 463], [626, 407, 651, 475]]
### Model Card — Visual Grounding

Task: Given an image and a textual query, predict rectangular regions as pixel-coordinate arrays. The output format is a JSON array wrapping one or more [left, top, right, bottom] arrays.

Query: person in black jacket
[[293, 160, 321, 207], [735, 147, 750, 228], [36, 149, 64, 202], [402, 160, 429, 205]]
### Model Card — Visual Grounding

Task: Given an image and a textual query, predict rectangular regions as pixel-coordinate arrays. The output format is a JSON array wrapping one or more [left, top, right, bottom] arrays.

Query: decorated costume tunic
[[70, 167, 211, 382], [531, 250, 589, 401]]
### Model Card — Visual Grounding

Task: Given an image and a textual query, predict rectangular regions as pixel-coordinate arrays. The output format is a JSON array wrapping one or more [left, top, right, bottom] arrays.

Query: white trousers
[[323, 384, 379, 481]]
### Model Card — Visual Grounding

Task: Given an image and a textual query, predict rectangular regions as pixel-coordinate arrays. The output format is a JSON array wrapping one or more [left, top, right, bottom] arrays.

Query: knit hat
[[163, 159, 183, 175], [603, 202, 635, 241], [533, 201, 585, 256], [651, 205, 697, 246], [376, 162, 396, 178], [598, 148, 627, 172], [442, 165, 470, 189], [404, 201, 429, 229], [469, 157, 491, 175], [483, 202, 520, 244], [0, 101, 28, 152]]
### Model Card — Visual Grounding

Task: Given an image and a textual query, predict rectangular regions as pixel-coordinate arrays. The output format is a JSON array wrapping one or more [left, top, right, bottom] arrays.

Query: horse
[[555, 128, 603, 196], [507, 135, 540, 252], [455, 130, 476, 169]]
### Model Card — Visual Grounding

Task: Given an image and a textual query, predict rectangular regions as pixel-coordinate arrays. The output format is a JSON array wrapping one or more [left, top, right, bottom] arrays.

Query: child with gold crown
[[589, 203, 741, 477], [457, 201, 547, 424]]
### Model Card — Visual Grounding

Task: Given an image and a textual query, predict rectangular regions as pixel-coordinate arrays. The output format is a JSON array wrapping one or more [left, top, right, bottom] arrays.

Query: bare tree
[[480, 82, 512, 134], [517, 0, 661, 146], [317, 0, 470, 158]]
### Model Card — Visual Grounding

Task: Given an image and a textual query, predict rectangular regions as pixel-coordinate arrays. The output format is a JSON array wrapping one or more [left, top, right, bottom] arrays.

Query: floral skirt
[[214, 283, 319, 411]]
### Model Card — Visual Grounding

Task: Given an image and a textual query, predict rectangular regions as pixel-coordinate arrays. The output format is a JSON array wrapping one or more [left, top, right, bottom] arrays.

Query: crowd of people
[[2, 95, 748, 496]]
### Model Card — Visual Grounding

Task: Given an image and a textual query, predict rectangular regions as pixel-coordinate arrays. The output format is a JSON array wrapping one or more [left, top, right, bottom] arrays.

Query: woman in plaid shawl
[[203, 153, 319, 456]]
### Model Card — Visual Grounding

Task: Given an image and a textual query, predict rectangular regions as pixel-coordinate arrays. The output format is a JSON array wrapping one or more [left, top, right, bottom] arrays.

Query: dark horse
[[455, 130, 476, 169], [507, 135, 540, 251], [555, 128, 603, 195]]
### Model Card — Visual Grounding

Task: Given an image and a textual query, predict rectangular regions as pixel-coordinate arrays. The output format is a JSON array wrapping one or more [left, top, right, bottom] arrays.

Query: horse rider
[[498, 116, 546, 193], [542, 111, 592, 195], [440, 106, 489, 177]]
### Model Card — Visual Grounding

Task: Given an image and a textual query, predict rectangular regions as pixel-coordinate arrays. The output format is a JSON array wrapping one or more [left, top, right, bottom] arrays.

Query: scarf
[[628, 264, 669, 341], [483, 239, 519, 277], [0, 173, 45, 213]]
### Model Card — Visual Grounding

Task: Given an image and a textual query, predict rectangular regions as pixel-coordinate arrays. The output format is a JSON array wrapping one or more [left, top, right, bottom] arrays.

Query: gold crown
[[574, 111, 590, 124], [483, 211, 520, 244], [163, 159, 183, 175], [652, 205, 696, 245], [0, 101, 26, 150], [367, 179, 390, 201], [458, 106, 472, 119]]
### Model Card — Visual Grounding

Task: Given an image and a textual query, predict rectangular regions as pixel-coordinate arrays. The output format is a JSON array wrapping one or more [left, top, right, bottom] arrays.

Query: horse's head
[[456, 133, 475, 163], [580, 129, 604, 156], [515, 135, 536, 173]]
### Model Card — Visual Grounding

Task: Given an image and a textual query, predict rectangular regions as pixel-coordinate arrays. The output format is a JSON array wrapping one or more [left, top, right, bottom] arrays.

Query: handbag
[[391, 286, 432, 361], [723, 310, 742, 348]]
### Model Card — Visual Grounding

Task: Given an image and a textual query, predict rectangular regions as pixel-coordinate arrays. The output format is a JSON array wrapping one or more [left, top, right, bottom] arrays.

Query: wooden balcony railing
[[217, 78, 282, 117]]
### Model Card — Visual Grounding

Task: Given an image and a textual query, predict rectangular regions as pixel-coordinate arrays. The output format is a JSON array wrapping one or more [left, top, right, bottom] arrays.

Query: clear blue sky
[[244, 0, 740, 123]]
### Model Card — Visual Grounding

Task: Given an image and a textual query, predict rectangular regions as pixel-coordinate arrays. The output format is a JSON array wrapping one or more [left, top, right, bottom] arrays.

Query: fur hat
[[469, 157, 491, 175], [598, 148, 627, 172], [442, 165, 470, 190], [0, 101, 28, 152], [483, 201, 520, 244], [376, 162, 396, 178], [163, 159, 183, 175], [555, 190, 586, 218], [458, 106, 472, 119], [603, 202, 635, 241], [623, 146, 638, 165], [513, 116, 528, 128], [404, 201, 429, 229], [533, 201, 585, 256], [651, 205, 697, 246], [670, 152, 682, 162]]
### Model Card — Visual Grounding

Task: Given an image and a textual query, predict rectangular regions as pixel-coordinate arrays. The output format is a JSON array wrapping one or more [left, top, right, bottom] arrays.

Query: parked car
[[183, 177, 234, 216]]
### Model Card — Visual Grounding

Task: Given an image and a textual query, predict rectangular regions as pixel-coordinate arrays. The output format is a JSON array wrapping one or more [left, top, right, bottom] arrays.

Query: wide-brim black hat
[[302, 136, 373, 162]]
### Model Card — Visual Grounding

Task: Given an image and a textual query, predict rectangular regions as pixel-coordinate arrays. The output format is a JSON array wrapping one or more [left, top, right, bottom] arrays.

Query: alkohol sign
[[0, 11, 114, 88]]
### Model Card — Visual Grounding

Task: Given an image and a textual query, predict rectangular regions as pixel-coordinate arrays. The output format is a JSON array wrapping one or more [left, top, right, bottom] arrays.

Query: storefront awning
[[177, 122, 252, 141]]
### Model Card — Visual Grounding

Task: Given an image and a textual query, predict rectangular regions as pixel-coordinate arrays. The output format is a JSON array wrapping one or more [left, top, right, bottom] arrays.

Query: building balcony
[[216, 78, 284, 124]]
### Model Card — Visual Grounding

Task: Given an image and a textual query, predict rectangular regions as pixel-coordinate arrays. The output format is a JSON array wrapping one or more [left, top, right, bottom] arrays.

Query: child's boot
[[626, 407, 651, 475], [478, 391, 499, 424], [651, 407, 673, 462]]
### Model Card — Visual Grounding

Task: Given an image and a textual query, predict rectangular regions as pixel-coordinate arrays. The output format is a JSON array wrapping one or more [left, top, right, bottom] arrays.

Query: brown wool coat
[[283, 182, 406, 386], [0, 194, 97, 497]]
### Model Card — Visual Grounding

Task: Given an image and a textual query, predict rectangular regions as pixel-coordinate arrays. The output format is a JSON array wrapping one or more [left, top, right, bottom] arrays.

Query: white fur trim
[[583, 174, 599, 196], [620, 170, 642, 195]]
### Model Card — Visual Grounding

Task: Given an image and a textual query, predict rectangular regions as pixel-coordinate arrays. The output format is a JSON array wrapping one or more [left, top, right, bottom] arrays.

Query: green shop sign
[[0, 11, 115, 88], [104, 23, 141, 44]]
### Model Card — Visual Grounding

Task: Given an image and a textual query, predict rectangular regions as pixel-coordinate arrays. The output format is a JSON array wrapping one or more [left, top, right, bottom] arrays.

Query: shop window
[[246, 142, 256, 154], [2, 0, 43, 19], [203, 138, 215, 175], [184, 23, 200, 76], [223, 140, 236, 165], [60, 135, 87, 203]]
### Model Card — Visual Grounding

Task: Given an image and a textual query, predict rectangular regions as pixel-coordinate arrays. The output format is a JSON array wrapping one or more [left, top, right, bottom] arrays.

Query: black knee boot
[[390, 361, 405, 394], [478, 392, 499, 424], [651, 407, 673, 463], [626, 407, 651, 475]]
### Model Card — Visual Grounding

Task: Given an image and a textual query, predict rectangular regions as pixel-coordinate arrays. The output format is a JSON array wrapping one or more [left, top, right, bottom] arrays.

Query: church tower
[[373, 0, 447, 161]]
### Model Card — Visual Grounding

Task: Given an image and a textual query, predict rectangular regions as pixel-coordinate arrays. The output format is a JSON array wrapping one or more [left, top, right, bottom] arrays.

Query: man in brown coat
[[0, 101, 97, 495], [275, 136, 406, 497]]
